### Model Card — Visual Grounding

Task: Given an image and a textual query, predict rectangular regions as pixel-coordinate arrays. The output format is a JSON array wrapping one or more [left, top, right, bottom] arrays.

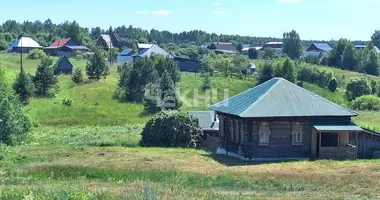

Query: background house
[[132, 44, 173, 58], [44, 38, 89, 57], [174, 57, 202, 72], [54, 56, 73, 74], [262, 41, 283, 55], [306, 43, 332, 52], [97, 33, 121, 50], [7, 37, 42, 53], [209, 77, 368, 161], [117, 48, 136, 64], [207, 42, 238, 54], [354, 45, 380, 53]]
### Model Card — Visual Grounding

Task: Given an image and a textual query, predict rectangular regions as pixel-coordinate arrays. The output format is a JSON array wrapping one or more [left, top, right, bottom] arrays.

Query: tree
[[281, 57, 296, 83], [345, 77, 372, 101], [258, 62, 274, 84], [371, 30, 380, 49], [283, 30, 303, 59], [342, 43, 357, 71], [236, 42, 243, 52], [158, 70, 181, 110], [109, 47, 119, 64], [202, 56, 216, 75], [0, 69, 31, 145], [262, 47, 276, 60], [213, 55, 232, 77], [140, 111, 203, 148], [71, 68, 84, 84], [127, 57, 157, 102], [329, 38, 350, 68], [202, 74, 211, 90], [364, 50, 380, 76], [371, 80, 379, 95], [248, 48, 259, 59], [33, 57, 57, 96], [12, 69, 34, 104], [328, 77, 338, 92], [86, 48, 109, 81]]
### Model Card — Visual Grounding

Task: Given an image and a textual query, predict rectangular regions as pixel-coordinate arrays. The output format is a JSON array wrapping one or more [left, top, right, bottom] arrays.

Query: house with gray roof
[[306, 43, 332, 52], [354, 45, 380, 53], [8, 37, 42, 53], [208, 77, 378, 161], [132, 45, 173, 58], [207, 42, 238, 54], [188, 111, 219, 137]]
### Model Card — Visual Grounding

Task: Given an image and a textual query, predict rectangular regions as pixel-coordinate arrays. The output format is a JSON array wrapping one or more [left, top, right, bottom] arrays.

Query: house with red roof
[[44, 38, 90, 57]]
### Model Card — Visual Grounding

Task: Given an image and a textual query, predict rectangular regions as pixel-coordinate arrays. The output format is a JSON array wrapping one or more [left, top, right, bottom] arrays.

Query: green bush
[[351, 95, 380, 111], [27, 49, 46, 59], [345, 77, 372, 101], [71, 68, 84, 84], [328, 77, 338, 92], [140, 111, 203, 148], [297, 63, 333, 88], [202, 75, 212, 90]]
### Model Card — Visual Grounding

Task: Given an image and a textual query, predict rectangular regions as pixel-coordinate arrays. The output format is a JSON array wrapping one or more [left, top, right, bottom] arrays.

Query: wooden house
[[7, 37, 42, 53], [54, 56, 73, 74], [97, 33, 121, 50], [44, 38, 89, 57], [188, 111, 219, 137], [209, 77, 379, 161], [306, 43, 332, 52], [207, 42, 238, 54]]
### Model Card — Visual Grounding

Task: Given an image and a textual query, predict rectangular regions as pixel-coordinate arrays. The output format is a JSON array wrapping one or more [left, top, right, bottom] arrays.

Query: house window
[[259, 123, 271, 145], [292, 122, 303, 145]]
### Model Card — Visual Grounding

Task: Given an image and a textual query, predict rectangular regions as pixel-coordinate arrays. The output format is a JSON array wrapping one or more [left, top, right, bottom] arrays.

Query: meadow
[[1, 52, 380, 199]]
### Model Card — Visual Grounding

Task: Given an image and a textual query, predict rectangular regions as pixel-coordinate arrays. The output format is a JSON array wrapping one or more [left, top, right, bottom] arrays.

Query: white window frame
[[259, 122, 271, 146], [291, 122, 303, 145]]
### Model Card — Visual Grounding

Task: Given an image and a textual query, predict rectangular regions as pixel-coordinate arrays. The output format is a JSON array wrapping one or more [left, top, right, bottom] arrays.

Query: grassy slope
[[1, 145, 380, 199]]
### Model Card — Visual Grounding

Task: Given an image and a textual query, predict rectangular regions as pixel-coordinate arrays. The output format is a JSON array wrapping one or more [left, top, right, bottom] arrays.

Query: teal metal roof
[[209, 78, 358, 118], [312, 122, 363, 132], [188, 111, 219, 131]]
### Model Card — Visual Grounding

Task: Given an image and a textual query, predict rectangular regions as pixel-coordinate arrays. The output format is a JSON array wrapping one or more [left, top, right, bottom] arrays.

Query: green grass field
[[1, 52, 380, 199]]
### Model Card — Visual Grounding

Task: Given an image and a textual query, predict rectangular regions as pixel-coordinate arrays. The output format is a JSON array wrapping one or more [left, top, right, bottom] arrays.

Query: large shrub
[[0, 69, 31, 145], [345, 77, 372, 101], [297, 63, 333, 88], [140, 111, 203, 148], [351, 95, 380, 111], [328, 77, 338, 92], [27, 49, 46, 59]]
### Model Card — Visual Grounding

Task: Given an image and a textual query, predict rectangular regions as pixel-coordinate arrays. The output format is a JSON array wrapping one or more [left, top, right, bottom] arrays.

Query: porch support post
[[355, 132, 358, 159], [318, 132, 322, 158]]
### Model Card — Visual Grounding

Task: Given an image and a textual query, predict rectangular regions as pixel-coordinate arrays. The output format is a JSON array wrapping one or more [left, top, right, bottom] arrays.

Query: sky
[[1, 0, 380, 41]]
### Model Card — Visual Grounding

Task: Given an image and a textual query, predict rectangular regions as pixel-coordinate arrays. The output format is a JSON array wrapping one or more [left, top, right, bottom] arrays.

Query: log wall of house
[[218, 114, 312, 159], [350, 131, 380, 158]]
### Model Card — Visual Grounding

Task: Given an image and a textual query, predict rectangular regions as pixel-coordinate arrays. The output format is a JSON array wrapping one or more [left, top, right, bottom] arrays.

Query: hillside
[[1, 51, 379, 131]]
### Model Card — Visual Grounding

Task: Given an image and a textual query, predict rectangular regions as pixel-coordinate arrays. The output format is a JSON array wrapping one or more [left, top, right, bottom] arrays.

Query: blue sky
[[1, 0, 379, 40]]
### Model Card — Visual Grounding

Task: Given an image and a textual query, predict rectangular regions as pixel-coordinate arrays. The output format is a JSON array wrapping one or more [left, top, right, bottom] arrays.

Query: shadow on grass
[[202, 152, 310, 166]]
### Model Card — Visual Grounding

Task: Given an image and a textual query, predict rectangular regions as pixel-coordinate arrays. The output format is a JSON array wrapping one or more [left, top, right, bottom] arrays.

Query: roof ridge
[[239, 78, 283, 117], [281, 78, 358, 116]]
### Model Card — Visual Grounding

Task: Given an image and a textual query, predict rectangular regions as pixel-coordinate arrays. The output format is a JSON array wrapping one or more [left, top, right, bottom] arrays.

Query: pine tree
[[12, 69, 34, 104], [202, 75, 212, 91], [159, 70, 181, 110], [71, 68, 84, 84], [259, 62, 274, 84], [86, 48, 109, 81], [342, 43, 357, 71], [281, 57, 296, 83], [33, 57, 58, 96], [371, 79, 379, 95], [328, 78, 338, 92], [365, 50, 380, 76], [0, 69, 31, 145]]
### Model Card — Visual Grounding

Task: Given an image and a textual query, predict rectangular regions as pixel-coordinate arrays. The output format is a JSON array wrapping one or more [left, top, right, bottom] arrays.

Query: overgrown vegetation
[[27, 49, 46, 59], [351, 95, 380, 111], [140, 111, 203, 147]]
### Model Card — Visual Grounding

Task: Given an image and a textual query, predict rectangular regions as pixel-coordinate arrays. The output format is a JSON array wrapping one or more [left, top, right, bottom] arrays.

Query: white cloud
[[213, 10, 225, 15], [135, 11, 149, 15], [152, 9, 170, 15], [214, 2, 221, 6], [277, 0, 303, 4]]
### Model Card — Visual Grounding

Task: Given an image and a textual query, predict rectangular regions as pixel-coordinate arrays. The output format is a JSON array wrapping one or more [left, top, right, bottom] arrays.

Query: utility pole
[[20, 37, 23, 71]]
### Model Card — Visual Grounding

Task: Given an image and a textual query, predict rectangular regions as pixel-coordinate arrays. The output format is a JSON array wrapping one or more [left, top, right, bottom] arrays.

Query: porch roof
[[312, 121, 363, 132]]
